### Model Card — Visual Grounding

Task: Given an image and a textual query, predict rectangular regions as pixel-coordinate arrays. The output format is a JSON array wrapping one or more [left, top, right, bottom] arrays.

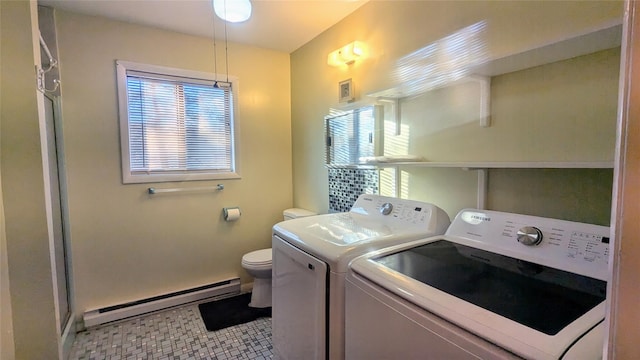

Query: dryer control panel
[[350, 194, 449, 229]]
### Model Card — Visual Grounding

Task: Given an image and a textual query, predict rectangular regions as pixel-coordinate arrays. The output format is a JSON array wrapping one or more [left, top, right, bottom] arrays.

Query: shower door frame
[[42, 92, 76, 358]]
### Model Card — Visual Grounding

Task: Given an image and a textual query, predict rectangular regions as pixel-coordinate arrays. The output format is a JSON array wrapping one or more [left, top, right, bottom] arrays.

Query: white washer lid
[[283, 208, 316, 218], [242, 248, 272, 265]]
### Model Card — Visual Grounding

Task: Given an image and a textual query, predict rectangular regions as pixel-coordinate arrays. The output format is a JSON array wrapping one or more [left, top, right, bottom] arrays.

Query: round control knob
[[517, 226, 543, 246], [380, 203, 393, 215]]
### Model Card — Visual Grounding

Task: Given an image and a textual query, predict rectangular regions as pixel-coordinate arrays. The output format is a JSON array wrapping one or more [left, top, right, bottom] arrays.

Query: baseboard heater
[[83, 277, 240, 328]]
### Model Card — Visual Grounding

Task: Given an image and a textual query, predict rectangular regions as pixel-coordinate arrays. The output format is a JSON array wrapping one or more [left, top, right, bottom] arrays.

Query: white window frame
[[116, 60, 241, 184]]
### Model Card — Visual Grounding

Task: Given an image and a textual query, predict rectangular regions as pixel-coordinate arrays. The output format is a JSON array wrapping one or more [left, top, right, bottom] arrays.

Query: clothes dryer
[[272, 194, 450, 359]]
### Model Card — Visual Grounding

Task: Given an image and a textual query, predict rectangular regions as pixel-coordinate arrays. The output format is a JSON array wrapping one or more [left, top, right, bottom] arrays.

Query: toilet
[[242, 208, 316, 308]]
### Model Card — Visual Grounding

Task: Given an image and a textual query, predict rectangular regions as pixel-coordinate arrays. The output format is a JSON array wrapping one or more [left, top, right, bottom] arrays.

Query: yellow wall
[[1, 0, 59, 358], [0, 1, 13, 357], [291, 1, 622, 224], [54, 11, 293, 318]]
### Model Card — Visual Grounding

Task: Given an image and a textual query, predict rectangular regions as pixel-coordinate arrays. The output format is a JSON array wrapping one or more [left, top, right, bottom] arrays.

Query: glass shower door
[[43, 94, 71, 331]]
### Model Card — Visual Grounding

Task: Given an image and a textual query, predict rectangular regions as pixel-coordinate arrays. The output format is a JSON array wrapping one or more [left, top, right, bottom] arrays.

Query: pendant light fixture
[[222, 7, 230, 86], [211, 0, 233, 89], [213, 0, 252, 23], [212, 5, 219, 88]]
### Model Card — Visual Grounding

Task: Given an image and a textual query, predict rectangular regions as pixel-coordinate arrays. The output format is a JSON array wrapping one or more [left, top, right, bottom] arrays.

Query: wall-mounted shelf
[[367, 23, 622, 100], [327, 161, 614, 171], [473, 22, 622, 77], [366, 23, 621, 130], [369, 161, 614, 169]]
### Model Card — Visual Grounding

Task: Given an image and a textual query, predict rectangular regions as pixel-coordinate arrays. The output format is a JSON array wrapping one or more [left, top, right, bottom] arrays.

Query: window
[[116, 60, 240, 184], [324, 105, 383, 165]]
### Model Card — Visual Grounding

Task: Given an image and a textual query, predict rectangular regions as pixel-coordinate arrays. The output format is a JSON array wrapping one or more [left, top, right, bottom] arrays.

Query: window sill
[[123, 172, 241, 184]]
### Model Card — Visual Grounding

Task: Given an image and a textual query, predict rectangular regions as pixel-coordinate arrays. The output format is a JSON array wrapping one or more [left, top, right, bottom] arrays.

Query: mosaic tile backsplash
[[328, 168, 379, 212]]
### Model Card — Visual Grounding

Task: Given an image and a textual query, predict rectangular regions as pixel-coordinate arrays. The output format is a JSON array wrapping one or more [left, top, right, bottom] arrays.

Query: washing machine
[[271, 194, 451, 360], [345, 208, 610, 359]]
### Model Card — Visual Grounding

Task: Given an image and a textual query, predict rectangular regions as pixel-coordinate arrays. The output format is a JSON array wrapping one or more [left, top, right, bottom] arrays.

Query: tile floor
[[69, 302, 273, 360]]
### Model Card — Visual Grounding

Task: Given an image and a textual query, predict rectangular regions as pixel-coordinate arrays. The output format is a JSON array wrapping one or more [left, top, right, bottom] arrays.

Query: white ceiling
[[38, 0, 369, 53]]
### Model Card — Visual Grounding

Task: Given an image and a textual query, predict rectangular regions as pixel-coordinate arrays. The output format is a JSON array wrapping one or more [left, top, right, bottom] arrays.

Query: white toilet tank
[[283, 208, 316, 221]]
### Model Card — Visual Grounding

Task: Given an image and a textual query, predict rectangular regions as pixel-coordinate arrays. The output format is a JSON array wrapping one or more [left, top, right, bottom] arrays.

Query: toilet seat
[[242, 248, 272, 268]]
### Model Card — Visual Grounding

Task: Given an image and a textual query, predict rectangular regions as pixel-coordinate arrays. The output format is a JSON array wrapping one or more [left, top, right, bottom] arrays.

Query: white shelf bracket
[[394, 166, 401, 198], [468, 75, 491, 127], [377, 97, 401, 135], [476, 168, 488, 209], [463, 167, 488, 209]]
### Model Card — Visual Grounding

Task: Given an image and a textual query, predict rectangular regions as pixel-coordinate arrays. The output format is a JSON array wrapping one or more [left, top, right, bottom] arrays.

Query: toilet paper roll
[[223, 207, 241, 221]]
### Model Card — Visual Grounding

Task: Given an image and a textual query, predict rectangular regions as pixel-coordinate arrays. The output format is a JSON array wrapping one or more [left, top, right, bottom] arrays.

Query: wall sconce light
[[327, 41, 366, 67]]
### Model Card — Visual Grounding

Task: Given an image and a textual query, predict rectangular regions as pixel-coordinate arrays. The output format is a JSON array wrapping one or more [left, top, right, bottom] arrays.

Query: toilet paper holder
[[223, 207, 241, 221]]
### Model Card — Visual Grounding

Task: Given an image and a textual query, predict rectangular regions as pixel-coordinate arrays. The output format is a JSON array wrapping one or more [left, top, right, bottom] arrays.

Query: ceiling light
[[213, 0, 252, 23]]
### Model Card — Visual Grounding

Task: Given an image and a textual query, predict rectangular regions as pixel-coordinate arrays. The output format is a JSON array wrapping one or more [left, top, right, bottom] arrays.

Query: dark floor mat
[[198, 293, 271, 332]]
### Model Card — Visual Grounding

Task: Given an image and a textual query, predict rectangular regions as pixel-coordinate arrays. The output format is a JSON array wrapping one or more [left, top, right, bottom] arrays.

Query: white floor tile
[[69, 304, 273, 359]]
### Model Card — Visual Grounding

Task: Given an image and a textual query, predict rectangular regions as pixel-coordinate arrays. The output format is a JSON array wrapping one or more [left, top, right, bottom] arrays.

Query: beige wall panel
[[399, 167, 479, 219], [1, 0, 59, 358], [55, 11, 292, 316], [487, 168, 613, 226]]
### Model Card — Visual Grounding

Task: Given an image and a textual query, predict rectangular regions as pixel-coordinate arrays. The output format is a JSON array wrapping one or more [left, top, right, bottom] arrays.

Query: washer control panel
[[448, 209, 610, 280]]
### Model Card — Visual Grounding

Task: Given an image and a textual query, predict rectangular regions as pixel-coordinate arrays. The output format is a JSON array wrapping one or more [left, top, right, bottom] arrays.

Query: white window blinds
[[117, 61, 239, 183], [324, 106, 381, 165]]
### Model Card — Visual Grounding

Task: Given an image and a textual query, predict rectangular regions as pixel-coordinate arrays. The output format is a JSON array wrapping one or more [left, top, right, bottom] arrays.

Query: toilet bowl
[[242, 208, 316, 308], [241, 249, 273, 308]]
